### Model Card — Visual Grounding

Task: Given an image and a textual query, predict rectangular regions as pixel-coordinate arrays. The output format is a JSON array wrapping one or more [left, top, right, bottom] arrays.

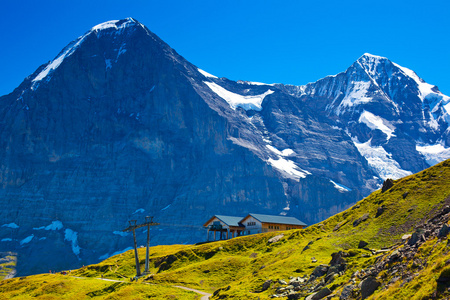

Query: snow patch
[[353, 138, 412, 180], [337, 81, 373, 114], [132, 208, 145, 214], [105, 59, 112, 70], [204, 81, 274, 111], [20, 235, 34, 245], [2, 223, 19, 229], [161, 204, 171, 211], [198, 68, 218, 79], [359, 110, 396, 140], [416, 143, 450, 166], [64, 229, 81, 256], [330, 180, 352, 192], [1, 238, 12, 242], [266, 145, 295, 157], [268, 157, 310, 180], [33, 221, 63, 231]]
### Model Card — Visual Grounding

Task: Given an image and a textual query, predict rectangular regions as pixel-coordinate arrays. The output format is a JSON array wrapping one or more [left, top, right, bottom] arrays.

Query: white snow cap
[[31, 18, 140, 89]]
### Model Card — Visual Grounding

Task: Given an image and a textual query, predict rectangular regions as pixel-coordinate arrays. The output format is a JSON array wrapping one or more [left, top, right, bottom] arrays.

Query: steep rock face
[[0, 19, 449, 276]]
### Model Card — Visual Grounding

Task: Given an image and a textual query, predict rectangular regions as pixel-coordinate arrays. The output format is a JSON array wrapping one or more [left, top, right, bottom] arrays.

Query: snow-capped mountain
[[1, 18, 449, 276]]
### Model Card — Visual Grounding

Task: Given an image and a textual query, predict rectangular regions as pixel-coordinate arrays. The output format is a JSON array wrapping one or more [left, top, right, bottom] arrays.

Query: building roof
[[203, 215, 244, 227], [244, 213, 307, 226]]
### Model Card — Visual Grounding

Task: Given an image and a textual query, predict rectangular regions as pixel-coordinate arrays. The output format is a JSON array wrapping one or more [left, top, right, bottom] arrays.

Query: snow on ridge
[[330, 180, 352, 192], [32, 34, 89, 87], [1, 223, 19, 229], [352, 138, 412, 180], [92, 18, 138, 32], [416, 143, 450, 166], [358, 110, 396, 140], [392, 62, 447, 102], [237, 80, 274, 86], [204, 81, 274, 111], [198, 68, 218, 79]]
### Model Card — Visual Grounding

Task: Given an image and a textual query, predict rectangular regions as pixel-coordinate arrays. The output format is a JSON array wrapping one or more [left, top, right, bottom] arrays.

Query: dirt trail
[[69, 275, 211, 299]]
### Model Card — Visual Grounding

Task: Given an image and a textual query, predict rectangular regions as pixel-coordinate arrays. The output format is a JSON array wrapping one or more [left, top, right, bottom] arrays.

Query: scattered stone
[[407, 232, 420, 246], [353, 214, 369, 227], [268, 234, 284, 244], [438, 224, 449, 238], [312, 264, 329, 277], [388, 249, 401, 262], [401, 234, 412, 241], [289, 277, 306, 286], [279, 279, 287, 285], [340, 284, 355, 300], [303, 241, 314, 252], [402, 191, 409, 199], [381, 178, 394, 192], [357, 240, 368, 249], [306, 287, 332, 300], [329, 251, 348, 266], [360, 276, 381, 299], [261, 279, 273, 292], [375, 206, 385, 218], [311, 257, 317, 263], [287, 293, 302, 299], [249, 252, 258, 258]]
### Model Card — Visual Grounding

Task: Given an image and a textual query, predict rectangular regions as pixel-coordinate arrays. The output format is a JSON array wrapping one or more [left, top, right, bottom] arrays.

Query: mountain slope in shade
[[0, 18, 449, 276]]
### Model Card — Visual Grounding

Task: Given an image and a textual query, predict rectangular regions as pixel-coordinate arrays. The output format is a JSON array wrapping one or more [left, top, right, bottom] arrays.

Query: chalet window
[[247, 221, 256, 226]]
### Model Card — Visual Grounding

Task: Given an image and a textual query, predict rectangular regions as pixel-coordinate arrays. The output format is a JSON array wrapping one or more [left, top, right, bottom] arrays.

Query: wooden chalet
[[203, 215, 245, 241], [203, 213, 306, 241], [240, 213, 306, 235]]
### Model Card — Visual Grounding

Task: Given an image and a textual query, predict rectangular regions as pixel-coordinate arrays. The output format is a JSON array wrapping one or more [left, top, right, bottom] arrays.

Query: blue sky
[[1, 0, 449, 96]]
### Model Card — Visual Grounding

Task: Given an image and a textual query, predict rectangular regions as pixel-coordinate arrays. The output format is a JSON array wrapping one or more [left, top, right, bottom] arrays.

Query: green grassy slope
[[1, 160, 450, 299]]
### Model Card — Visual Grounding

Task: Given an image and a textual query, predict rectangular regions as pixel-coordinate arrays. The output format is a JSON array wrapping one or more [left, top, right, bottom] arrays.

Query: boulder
[[381, 178, 394, 192], [360, 276, 381, 299], [329, 251, 348, 266], [358, 240, 369, 248], [261, 279, 273, 291], [407, 232, 420, 246], [312, 264, 330, 277], [438, 224, 449, 238], [306, 287, 332, 300], [375, 206, 385, 218], [340, 284, 355, 300], [268, 234, 284, 244], [353, 214, 369, 227]]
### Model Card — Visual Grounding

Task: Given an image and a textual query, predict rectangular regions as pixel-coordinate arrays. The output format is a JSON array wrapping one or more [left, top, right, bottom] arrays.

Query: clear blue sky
[[1, 0, 449, 96]]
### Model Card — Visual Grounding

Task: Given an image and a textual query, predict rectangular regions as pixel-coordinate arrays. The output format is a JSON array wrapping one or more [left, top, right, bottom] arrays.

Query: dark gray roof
[[248, 213, 307, 226], [215, 215, 244, 227]]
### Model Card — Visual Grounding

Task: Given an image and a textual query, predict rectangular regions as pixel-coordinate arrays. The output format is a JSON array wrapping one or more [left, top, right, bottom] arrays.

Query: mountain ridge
[[0, 18, 449, 277]]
